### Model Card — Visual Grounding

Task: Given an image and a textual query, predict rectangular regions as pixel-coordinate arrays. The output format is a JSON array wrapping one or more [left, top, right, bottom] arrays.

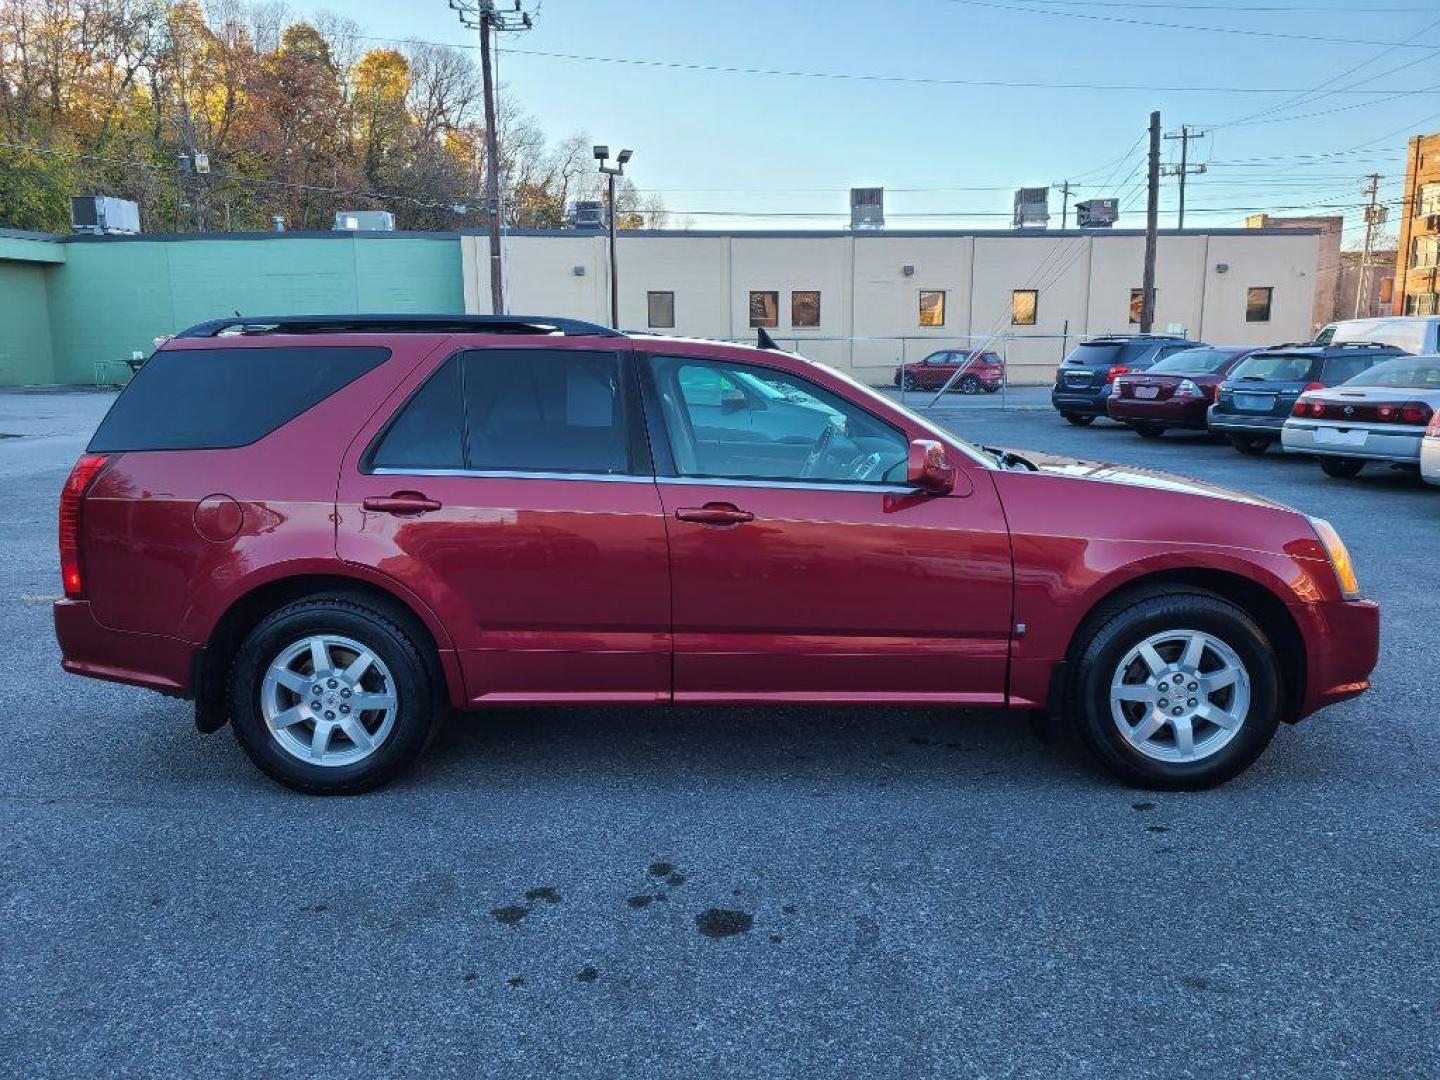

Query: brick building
[[1393, 131, 1440, 316]]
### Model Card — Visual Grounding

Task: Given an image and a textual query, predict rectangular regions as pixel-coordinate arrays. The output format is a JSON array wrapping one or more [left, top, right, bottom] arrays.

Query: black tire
[[228, 595, 442, 795], [900, 372, 916, 391], [959, 375, 980, 395], [1229, 434, 1272, 456], [1132, 423, 1166, 439], [982, 383, 1000, 394], [1320, 456, 1365, 479], [1066, 588, 1281, 791], [1063, 412, 1095, 427]]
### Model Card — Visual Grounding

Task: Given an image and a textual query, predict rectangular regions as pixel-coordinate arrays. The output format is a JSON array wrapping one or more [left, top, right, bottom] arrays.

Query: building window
[[791, 290, 821, 328], [918, 290, 946, 327], [1127, 288, 1158, 325], [1245, 286, 1274, 323], [1412, 235, 1440, 268], [1011, 289, 1038, 326], [1418, 183, 1440, 217], [1406, 292, 1439, 316], [647, 291, 675, 328], [749, 290, 779, 328]]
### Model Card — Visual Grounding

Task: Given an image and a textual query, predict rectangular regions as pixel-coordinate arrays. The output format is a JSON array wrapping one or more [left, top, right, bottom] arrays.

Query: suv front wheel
[[228, 596, 442, 794], [1068, 590, 1281, 790]]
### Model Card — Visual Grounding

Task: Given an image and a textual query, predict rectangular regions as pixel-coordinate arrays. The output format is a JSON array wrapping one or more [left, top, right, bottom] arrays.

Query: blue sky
[[337, 0, 1438, 236]]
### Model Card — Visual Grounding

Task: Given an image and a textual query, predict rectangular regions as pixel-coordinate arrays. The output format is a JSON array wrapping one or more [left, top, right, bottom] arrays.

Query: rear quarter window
[[1321, 354, 1389, 384], [89, 346, 390, 452]]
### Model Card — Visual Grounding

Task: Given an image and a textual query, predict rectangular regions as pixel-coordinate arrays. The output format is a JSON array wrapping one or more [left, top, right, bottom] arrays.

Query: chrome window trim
[[370, 467, 653, 483], [656, 476, 919, 495]]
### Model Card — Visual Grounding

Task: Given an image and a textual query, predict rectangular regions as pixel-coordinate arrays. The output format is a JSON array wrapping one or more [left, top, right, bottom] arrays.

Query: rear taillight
[[1293, 397, 1326, 418], [1301, 382, 1326, 393], [1398, 401, 1433, 426], [1428, 410, 1440, 438], [59, 453, 110, 599], [1105, 365, 1129, 383]]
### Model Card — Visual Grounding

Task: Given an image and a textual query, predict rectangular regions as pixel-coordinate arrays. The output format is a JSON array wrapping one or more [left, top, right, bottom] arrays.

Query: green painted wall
[[0, 262, 57, 384], [39, 234, 464, 384]]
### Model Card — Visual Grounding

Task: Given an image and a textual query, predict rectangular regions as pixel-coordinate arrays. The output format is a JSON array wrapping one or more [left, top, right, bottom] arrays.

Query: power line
[[990, 0, 1436, 9], [945, 0, 1439, 47]]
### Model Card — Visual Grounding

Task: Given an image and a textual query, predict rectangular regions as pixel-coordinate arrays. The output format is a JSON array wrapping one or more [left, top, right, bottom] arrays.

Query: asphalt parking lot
[[2, 388, 1437, 1079]]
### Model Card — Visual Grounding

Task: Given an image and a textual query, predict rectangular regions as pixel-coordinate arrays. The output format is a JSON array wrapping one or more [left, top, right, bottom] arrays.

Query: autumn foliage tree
[[0, 0, 665, 232]]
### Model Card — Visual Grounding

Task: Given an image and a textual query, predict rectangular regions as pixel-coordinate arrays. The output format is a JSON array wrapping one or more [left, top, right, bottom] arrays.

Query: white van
[[1314, 316, 1440, 355]]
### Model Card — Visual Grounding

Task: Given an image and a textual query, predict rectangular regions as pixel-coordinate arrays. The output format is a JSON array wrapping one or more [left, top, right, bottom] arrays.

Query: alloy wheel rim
[[260, 633, 398, 767], [1109, 629, 1250, 764]]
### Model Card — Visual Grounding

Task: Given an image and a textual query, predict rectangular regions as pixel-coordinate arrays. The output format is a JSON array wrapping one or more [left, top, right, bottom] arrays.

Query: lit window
[[1245, 286, 1273, 323], [1418, 183, 1440, 216], [647, 291, 675, 328], [919, 290, 946, 327], [1011, 289, 1038, 326], [1129, 289, 1146, 325], [791, 290, 821, 328], [749, 291, 779, 328]]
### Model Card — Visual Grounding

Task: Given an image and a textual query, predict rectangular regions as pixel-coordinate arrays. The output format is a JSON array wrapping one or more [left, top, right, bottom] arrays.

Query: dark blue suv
[[1208, 342, 1407, 454], [1051, 334, 1203, 425]]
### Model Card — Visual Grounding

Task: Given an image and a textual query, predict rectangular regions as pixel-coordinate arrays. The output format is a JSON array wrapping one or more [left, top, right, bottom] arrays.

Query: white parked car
[[1314, 316, 1440, 356], [1282, 354, 1440, 479], [1423, 409, 1440, 487]]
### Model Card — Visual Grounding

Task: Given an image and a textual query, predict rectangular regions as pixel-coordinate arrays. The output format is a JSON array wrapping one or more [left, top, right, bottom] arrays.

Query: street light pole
[[595, 145, 633, 329]]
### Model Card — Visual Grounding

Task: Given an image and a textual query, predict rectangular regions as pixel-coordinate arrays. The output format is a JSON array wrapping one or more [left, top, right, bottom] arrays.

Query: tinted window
[[1344, 357, 1440, 390], [1321, 355, 1387, 384], [89, 345, 389, 452], [1063, 342, 1124, 366], [1230, 353, 1319, 383], [1149, 348, 1238, 375], [464, 349, 628, 474], [370, 355, 464, 469], [650, 355, 908, 485]]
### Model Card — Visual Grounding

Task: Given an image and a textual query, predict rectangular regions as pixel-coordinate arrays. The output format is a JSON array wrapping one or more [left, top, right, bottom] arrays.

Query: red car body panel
[[55, 327, 1378, 726], [894, 350, 1003, 390]]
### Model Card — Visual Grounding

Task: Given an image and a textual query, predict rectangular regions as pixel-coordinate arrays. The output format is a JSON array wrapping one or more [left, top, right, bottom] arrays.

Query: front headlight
[[1309, 516, 1361, 599]]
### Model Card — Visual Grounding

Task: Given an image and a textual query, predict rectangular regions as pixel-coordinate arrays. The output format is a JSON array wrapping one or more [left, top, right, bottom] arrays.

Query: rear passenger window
[[370, 355, 464, 469], [1322, 355, 1381, 384], [89, 346, 389, 452], [464, 349, 628, 474]]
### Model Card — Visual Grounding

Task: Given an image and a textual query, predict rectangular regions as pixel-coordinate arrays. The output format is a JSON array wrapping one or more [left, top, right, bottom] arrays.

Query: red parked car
[[894, 348, 1003, 393], [1107, 346, 1256, 437], [56, 315, 1377, 794]]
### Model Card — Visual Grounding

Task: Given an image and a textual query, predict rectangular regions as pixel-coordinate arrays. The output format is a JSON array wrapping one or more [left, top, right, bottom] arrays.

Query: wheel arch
[[1062, 567, 1307, 725], [194, 571, 462, 732]]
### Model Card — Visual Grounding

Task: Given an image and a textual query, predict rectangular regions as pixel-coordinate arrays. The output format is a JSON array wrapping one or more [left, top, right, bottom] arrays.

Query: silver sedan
[[1282, 354, 1440, 480]]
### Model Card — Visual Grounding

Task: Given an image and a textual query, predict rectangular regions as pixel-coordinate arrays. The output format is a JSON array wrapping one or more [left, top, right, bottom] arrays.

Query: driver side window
[[648, 355, 909, 485]]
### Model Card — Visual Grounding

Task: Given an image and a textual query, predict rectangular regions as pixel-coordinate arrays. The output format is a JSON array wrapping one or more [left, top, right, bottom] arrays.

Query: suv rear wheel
[[1068, 590, 1280, 790], [228, 596, 442, 794], [1063, 412, 1095, 427], [1229, 434, 1272, 455]]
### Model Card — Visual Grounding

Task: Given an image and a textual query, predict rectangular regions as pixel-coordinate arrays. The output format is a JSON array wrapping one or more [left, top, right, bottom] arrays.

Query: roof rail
[[175, 313, 625, 339]]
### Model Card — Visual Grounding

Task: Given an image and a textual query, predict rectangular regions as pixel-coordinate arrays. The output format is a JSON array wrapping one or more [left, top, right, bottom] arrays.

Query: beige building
[[1244, 214, 1342, 332], [463, 228, 1322, 385]]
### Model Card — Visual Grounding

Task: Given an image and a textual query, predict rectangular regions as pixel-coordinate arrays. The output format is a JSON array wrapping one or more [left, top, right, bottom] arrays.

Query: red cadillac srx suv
[[55, 315, 1379, 794]]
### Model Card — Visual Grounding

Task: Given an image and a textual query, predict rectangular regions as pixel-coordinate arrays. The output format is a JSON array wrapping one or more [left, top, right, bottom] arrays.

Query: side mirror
[[907, 439, 955, 494], [720, 387, 748, 412]]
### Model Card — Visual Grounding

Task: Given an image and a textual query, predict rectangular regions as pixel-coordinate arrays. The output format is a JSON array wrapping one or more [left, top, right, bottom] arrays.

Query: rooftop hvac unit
[[333, 210, 396, 232], [1013, 187, 1050, 229], [1076, 198, 1119, 228], [571, 200, 606, 229], [70, 196, 141, 235], [851, 187, 884, 231]]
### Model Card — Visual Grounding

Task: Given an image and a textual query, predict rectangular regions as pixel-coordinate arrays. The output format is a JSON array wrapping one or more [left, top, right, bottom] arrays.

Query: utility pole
[[450, 0, 535, 314], [1141, 111, 1160, 334], [1162, 125, 1208, 229], [1354, 172, 1384, 319], [1058, 181, 1076, 228]]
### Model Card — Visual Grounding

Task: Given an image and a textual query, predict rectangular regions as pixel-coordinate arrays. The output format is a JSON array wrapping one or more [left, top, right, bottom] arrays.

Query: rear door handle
[[363, 492, 442, 514], [675, 502, 754, 527]]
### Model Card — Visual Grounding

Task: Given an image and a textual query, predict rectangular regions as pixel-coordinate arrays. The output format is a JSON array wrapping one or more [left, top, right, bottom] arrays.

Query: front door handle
[[363, 491, 442, 515], [675, 502, 754, 527]]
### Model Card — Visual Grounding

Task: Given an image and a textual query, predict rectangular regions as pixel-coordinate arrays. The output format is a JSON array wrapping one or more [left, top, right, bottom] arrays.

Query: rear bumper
[[1051, 387, 1109, 415], [1107, 397, 1209, 427], [54, 599, 197, 697], [1282, 423, 1423, 463], [1298, 598, 1380, 719], [1207, 409, 1287, 436]]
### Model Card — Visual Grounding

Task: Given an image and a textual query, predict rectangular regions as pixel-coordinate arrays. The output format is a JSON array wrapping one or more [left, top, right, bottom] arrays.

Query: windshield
[[1230, 353, 1319, 383], [1148, 348, 1237, 375], [1342, 356, 1440, 389], [1062, 342, 1124, 366], [1326, 319, 1429, 355]]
